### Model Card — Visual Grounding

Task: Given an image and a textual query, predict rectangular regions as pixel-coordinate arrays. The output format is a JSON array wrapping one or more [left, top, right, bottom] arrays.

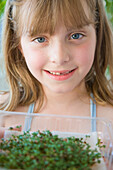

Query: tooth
[[56, 72, 60, 75], [50, 72, 61, 75], [50, 72, 54, 74], [49, 71, 71, 75]]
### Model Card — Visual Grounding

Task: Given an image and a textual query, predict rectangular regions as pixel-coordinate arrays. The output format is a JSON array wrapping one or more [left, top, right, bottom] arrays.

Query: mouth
[[43, 68, 77, 81], [44, 69, 76, 75]]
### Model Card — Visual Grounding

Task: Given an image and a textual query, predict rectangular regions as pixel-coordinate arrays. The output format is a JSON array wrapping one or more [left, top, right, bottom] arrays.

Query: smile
[[49, 70, 73, 75], [44, 68, 77, 81]]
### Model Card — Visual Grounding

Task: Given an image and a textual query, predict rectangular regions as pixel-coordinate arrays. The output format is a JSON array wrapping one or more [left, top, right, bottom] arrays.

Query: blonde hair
[[1, 0, 113, 111]]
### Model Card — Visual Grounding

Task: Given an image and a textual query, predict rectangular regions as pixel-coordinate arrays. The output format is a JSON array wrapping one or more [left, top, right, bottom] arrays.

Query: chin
[[48, 85, 76, 94]]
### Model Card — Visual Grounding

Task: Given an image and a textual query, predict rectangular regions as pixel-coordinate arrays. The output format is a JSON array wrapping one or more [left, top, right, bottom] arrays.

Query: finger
[[8, 125, 22, 131], [0, 128, 6, 139]]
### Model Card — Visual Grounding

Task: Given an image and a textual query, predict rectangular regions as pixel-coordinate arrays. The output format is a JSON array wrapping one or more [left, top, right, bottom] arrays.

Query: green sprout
[[8, 127, 14, 130], [0, 130, 105, 170]]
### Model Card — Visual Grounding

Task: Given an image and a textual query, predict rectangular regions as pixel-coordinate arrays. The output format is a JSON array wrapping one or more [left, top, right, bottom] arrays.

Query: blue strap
[[90, 94, 96, 132], [23, 103, 35, 132], [24, 96, 96, 132]]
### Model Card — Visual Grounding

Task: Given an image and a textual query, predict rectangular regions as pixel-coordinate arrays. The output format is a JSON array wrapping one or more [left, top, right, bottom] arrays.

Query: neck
[[36, 81, 90, 116], [46, 83, 87, 104]]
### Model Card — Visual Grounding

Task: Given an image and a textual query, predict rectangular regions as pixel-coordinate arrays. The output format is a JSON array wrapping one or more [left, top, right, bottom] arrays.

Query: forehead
[[17, 0, 95, 36]]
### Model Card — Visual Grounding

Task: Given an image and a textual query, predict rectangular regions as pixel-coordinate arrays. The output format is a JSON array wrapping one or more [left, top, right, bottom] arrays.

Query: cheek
[[20, 37, 47, 71], [76, 41, 95, 67], [23, 49, 47, 71]]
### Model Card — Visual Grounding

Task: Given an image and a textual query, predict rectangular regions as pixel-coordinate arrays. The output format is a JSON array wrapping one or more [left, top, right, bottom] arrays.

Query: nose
[[49, 41, 70, 65]]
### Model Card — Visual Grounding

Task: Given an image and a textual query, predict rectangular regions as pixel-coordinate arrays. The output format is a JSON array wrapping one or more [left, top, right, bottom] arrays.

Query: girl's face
[[20, 21, 96, 94]]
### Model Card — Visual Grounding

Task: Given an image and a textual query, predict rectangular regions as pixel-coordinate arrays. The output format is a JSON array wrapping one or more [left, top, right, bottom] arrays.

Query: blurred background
[[0, 0, 113, 91]]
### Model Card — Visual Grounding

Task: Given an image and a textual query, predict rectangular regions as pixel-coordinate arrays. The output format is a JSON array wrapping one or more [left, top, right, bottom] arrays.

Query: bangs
[[18, 0, 96, 37]]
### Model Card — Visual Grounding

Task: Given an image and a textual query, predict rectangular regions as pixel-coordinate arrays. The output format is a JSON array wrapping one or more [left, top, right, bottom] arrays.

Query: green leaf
[[0, 0, 6, 18]]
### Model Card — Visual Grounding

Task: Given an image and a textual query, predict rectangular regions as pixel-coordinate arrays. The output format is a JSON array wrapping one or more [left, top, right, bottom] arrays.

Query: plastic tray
[[0, 110, 113, 169]]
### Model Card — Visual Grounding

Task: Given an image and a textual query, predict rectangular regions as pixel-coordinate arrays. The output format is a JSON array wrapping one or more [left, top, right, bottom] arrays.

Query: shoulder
[[97, 103, 113, 124], [14, 105, 29, 113], [0, 91, 29, 112], [0, 92, 9, 104]]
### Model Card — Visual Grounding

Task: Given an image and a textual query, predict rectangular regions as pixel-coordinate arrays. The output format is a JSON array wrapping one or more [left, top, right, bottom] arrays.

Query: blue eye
[[71, 33, 83, 40], [34, 37, 46, 43]]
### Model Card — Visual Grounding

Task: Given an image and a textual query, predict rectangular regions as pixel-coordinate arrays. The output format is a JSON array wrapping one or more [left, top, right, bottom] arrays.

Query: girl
[[0, 0, 113, 134]]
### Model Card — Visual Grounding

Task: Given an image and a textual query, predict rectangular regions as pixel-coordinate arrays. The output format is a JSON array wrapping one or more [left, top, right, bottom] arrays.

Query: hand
[[0, 125, 22, 139]]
